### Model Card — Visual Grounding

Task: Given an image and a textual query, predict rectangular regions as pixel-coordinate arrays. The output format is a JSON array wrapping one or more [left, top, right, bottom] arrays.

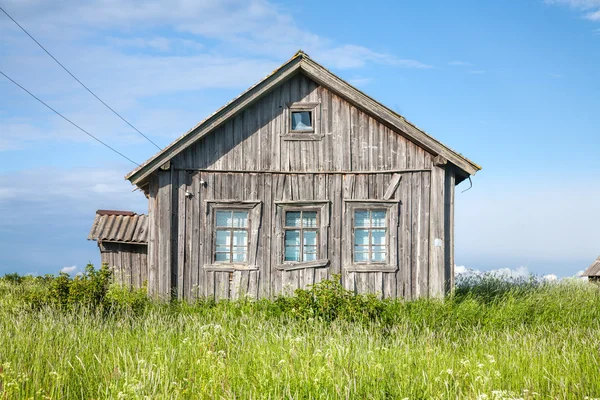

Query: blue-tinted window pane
[[372, 210, 386, 227], [215, 253, 230, 262], [232, 252, 247, 263], [354, 245, 369, 253], [285, 230, 300, 246], [355, 210, 370, 227], [371, 252, 386, 262], [285, 246, 301, 261], [304, 231, 317, 246], [232, 211, 248, 228], [216, 211, 232, 227], [354, 229, 369, 246], [371, 230, 386, 245], [215, 245, 230, 253], [291, 111, 312, 130], [304, 252, 317, 262], [285, 212, 301, 227], [372, 245, 387, 253], [233, 230, 247, 246], [216, 230, 230, 246], [303, 212, 318, 228], [354, 252, 368, 262]]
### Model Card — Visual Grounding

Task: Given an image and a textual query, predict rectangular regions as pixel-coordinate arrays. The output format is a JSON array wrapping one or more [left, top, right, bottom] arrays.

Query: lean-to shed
[[582, 256, 600, 283], [124, 51, 481, 301], [88, 210, 148, 288]]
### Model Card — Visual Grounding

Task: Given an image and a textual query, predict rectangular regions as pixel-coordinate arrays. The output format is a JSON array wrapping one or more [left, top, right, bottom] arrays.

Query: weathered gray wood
[[429, 165, 445, 298], [383, 174, 402, 200], [444, 168, 455, 296], [124, 68, 474, 302]]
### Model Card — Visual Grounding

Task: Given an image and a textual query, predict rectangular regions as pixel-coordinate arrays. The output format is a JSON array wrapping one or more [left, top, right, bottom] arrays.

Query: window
[[284, 210, 318, 262], [214, 210, 249, 263], [343, 201, 398, 272], [291, 111, 312, 131], [282, 102, 322, 140], [204, 201, 261, 272], [275, 201, 330, 270], [353, 210, 387, 263]]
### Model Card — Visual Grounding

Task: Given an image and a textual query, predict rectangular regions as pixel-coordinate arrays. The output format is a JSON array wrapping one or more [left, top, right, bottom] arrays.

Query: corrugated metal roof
[[88, 210, 148, 244], [582, 256, 600, 277]]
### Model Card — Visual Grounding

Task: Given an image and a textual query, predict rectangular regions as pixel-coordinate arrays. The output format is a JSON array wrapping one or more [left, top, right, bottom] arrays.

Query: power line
[[0, 5, 163, 151], [0, 70, 140, 166]]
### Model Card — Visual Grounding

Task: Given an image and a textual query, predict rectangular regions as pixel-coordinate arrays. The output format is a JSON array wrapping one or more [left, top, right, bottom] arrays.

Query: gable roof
[[126, 51, 481, 187], [88, 210, 148, 245], [582, 256, 600, 277]]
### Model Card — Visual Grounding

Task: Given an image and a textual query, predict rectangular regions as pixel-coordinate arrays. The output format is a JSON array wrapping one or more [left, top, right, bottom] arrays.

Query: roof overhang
[[126, 51, 481, 188]]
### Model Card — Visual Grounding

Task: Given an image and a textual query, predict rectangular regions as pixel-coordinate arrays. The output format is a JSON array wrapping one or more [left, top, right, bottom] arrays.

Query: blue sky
[[0, 0, 598, 277]]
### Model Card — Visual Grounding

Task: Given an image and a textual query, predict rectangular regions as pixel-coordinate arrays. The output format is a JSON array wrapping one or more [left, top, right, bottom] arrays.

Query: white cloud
[[60, 265, 77, 274], [449, 61, 472, 67], [585, 9, 600, 19], [348, 77, 373, 87], [546, 0, 600, 21]]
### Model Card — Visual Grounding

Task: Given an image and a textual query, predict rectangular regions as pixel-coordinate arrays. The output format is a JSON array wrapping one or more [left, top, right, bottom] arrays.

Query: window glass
[[214, 210, 250, 263], [285, 211, 302, 227], [284, 209, 320, 262], [353, 209, 388, 263], [302, 211, 318, 228], [291, 111, 312, 130]]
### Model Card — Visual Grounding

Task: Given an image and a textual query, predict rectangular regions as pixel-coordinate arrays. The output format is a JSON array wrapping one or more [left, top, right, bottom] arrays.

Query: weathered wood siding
[[146, 72, 457, 300], [173, 73, 429, 173], [99, 242, 148, 289]]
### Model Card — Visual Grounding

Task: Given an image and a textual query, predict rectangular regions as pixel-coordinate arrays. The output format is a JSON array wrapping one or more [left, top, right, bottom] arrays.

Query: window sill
[[281, 132, 324, 141], [276, 259, 330, 271], [344, 265, 398, 273], [204, 264, 259, 272]]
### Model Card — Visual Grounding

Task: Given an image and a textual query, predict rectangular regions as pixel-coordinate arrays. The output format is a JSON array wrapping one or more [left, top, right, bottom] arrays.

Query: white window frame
[[275, 201, 330, 271], [282, 102, 323, 141], [343, 200, 399, 272], [203, 200, 261, 272]]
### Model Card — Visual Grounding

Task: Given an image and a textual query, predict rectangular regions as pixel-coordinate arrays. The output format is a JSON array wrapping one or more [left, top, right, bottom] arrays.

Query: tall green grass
[[1, 270, 599, 399]]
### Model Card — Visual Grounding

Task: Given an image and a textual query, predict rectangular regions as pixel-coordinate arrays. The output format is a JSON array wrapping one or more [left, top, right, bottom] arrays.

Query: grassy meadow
[[0, 267, 599, 399]]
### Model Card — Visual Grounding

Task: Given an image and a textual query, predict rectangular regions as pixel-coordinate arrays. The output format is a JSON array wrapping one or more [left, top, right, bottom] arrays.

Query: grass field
[[0, 270, 599, 399]]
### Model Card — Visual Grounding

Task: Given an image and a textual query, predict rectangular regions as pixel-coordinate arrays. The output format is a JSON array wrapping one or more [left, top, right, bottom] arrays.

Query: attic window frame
[[282, 102, 323, 141]]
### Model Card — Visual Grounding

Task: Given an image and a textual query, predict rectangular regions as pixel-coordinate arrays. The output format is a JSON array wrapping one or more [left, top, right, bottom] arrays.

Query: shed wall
[[99, 242, 148, 289]]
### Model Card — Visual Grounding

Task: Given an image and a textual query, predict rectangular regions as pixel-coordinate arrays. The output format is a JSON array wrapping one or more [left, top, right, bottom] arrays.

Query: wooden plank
[[215, 272, 229, 300], [444, 169, 456, 295], [429, 166, 445, 298], [177, 171, 186, 300], [420, 170, 431, 298], [248, 270, 259, 299], [383, 173, 402, 200]]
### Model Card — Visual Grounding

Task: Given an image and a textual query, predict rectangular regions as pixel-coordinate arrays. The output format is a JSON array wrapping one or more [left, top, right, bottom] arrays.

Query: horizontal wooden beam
[[175, 168, 431, 175]]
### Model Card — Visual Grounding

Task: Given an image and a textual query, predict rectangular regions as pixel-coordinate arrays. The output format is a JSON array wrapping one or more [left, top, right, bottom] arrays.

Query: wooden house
[[124, 51, 481, 301], [582, 256, 600, 283], [88, 210, 148, 287]]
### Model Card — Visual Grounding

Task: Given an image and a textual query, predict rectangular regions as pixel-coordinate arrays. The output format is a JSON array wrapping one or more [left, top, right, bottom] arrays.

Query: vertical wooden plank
[[373, 272, 383, 299], [421, 170, 431, 298], [331, 175, 342, 275], [248, 270, 259, 299], [261, 173, 272, 298], [344, 271, 355, 294], [147, 176, 159, 297], [216, 272, 229, 300], [429, 165, 446, 298], [177, 171, 186, 300], [444, 169, 456, 295], [157, 170, 172, 300]]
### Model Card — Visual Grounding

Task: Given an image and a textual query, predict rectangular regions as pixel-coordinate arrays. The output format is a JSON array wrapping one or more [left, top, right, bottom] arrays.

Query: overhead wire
[[0, 70, 140, 166], [0, 4, 163, 151]]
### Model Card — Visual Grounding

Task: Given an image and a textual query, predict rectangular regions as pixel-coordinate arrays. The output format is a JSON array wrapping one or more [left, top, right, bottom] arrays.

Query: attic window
[[291, 111, 312, 131], [283, 102, 322, 140]]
